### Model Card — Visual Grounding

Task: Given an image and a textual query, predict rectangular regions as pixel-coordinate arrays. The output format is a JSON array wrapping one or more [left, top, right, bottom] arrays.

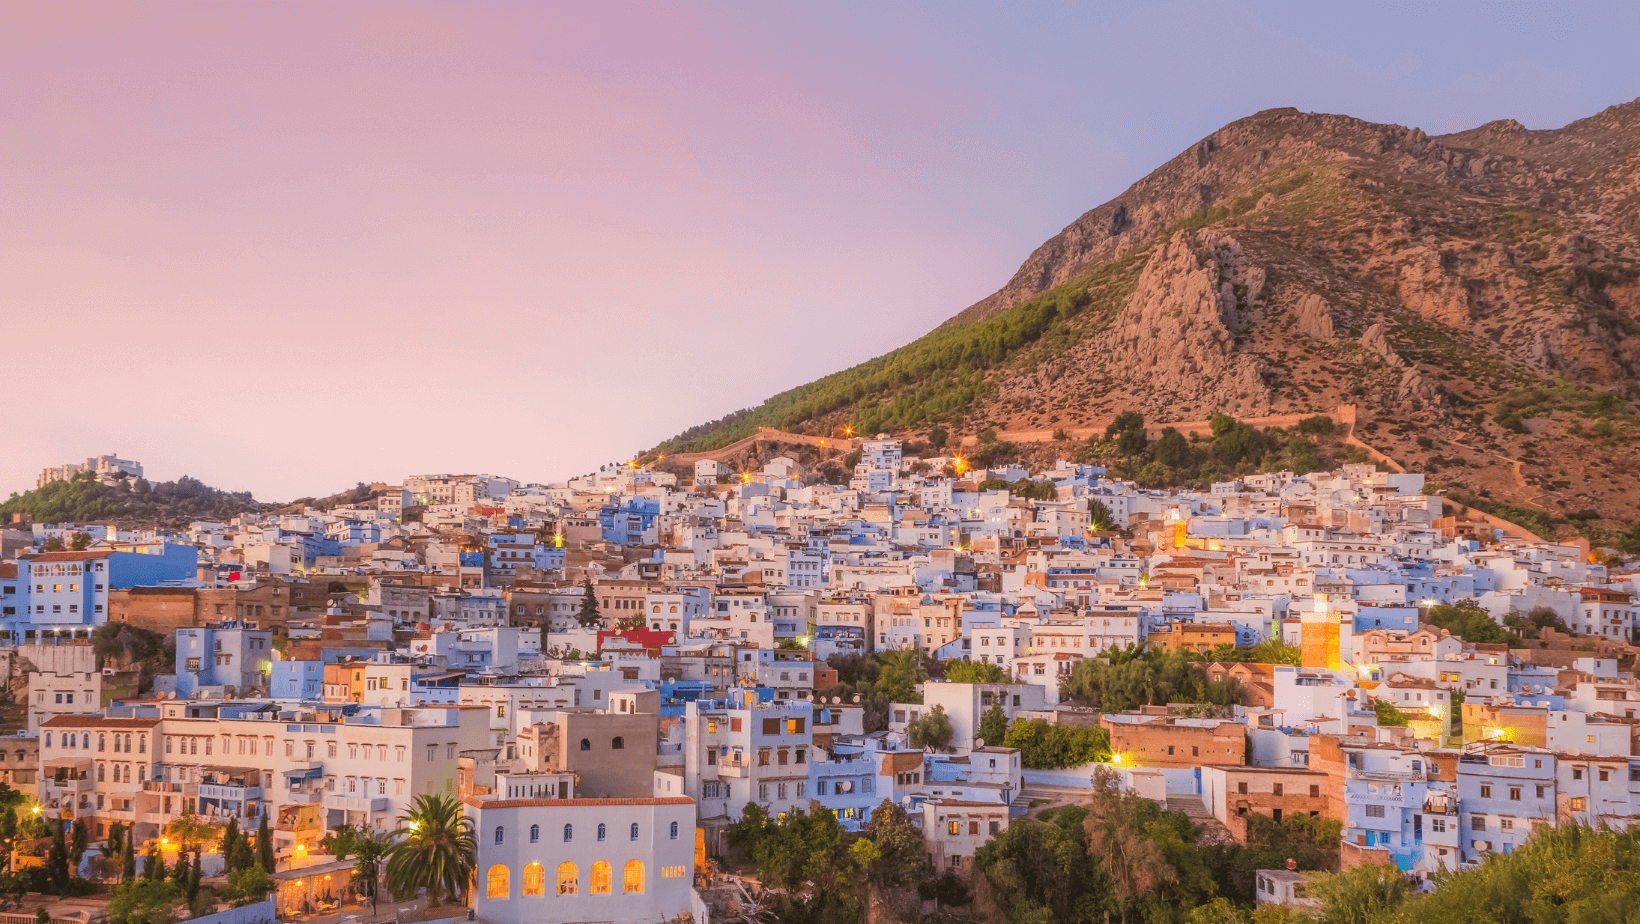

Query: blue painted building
[[272, 661, 323, 700], [7, 543, 197, 641], [174, 621, 275, 696]]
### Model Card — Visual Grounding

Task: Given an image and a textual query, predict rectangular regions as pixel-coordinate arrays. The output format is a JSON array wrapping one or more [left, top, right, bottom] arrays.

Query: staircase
[[1167, 793, 1211, 819]]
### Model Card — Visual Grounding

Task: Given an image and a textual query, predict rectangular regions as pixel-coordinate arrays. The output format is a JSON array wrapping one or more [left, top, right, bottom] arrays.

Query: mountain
[[656, 100, 1640, 539]]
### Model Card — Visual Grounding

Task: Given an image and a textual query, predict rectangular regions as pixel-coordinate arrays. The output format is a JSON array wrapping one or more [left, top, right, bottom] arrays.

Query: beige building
[[921, 798, 1009, 871]]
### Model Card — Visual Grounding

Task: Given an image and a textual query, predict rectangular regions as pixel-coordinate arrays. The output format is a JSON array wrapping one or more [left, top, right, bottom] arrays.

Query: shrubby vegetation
[[825, 650, 928, 733], [976, 768, 1340, 924], [1183, 638, 1303, 666], [1001, 719, 1111, 769], [654, 252, 1150, 454], [1078, 413, 1368, 492], [0, 471, 266, 526], [1062, 647, 1242, 713]]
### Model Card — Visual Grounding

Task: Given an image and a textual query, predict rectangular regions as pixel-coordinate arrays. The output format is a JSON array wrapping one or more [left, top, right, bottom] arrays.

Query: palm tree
[[384, 794, 474, 907]]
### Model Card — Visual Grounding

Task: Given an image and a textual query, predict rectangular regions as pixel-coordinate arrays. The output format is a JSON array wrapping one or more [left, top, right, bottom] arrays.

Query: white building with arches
[[463, 794, 697, 924]]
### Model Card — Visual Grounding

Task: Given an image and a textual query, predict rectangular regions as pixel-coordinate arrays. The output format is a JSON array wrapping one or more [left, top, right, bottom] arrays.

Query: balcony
[[143, 781, 200, 796], [323, 795, 389, 813], [199, 783, 264, 802], [1347, 768, 1425, 783], [717, 760, 751, 778]]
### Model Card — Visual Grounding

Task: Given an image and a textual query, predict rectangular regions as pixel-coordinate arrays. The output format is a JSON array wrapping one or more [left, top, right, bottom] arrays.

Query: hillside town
[[2, 438, 1638, 924]]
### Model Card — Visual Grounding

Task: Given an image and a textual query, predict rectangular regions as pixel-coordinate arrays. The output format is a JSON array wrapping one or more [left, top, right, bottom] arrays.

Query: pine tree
[[69, 818, 88, 869], [576, 579, 601, 628], [123, 828, 136, 881], [222, 817, 240, 875], [257, 811, 274, 873], [144, 846, 163, 881], [187, 850, 202, 903], [48, 824, 69, 892]]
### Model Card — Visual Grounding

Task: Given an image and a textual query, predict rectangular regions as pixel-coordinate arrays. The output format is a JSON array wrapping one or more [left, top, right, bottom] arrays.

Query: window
[[1472, 817, 1487, 831], [530, 824, 539, 843], [1431, 818, 1446, 833], [556, 862, 578, 895], [611, 736, 625, 750], [1509, 787, 1521, 801], [1365, 804, 1385, 818], [597, 823, 606, 842], [990, 820, 1000, 835], [1310, 785, 1320, 797], [947, 821, 960, 835], [563, 824, 573, 842], [1600, 769, 1611, 782], [1480, 785, 1492, 798], [485, 865, 509, 899], [522, 862, 544, 897], [670, 821, 679, 840], [623, 860, 644, 894], [580, 738, 591, 751], [1571, 797, 1587, 810], [591, 861, 612, 895], [630, 823, 639, 841], [494, 825, 504, 845]]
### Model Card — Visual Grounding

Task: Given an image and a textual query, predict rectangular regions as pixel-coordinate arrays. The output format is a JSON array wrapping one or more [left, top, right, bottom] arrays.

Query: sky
[[3, 1, 1638, 501]]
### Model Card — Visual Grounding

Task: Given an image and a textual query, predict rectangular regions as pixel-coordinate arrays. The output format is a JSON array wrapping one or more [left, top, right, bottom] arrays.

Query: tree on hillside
[[1089, 498, 1115, 532], [945, 659, 1008, 684], [907, 705, 953, 751], [978, 703, 1009, 747], [576, 579, 602, 628], [874, 649, 924, 704]]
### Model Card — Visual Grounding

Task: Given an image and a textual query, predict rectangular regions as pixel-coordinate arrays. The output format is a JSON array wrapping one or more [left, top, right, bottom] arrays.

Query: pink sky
[[4, 2, 1636, 501]]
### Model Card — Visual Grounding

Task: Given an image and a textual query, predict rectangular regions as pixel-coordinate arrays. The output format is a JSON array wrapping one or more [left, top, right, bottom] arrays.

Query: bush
[[1001, 719, 1111, 769]]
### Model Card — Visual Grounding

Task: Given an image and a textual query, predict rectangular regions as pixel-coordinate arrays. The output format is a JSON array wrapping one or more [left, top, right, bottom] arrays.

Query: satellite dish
[[852, 694, 861, 703], [901, 795, 913, 807], [974, 738, 985, 748]]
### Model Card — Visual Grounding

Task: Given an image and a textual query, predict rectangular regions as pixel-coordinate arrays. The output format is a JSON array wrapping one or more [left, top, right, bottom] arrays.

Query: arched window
[[494, 825, 504, 845], [485, 864, 509, 899], [98, 735, 105, 752], [43, 734, 49, 748], [556, 862, 578, 895], [563, 823, 573, 842], [611, 736, 625, 750], [591, 861, 612, 895], [630, 822, 639, 841], [530, 824, 539, 843], [597, 823, 606, 841], [97, 764, 105, 782], [670, 821, 679, 839], [521, 862, 544, 897], [623, 860, 644, 894], [580, 738, 591, 751]]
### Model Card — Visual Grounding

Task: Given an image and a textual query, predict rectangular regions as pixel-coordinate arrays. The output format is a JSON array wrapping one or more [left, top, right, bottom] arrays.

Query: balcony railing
[[1347, 768, 1425, 783], [323, 795, 389, 813], [717, 760, 751, 778]]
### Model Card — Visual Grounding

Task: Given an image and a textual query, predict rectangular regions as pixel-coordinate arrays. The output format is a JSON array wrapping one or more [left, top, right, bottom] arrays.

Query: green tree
[[1062, 647, 1240, 713], [576, 579, 602, 628], [907, 704, 953, 751], [69, 532, 92, 551], [222, 863, 271, 908], [1303, 862, 1411, 924], [42, 536, 65, 553], [874, 649, 925, 704], [859, 801, 931, 891], [351, 830, 390, 913], [48, 824, 69, 892], [219, 817, 240, 874], [320, 822, 360, 860], [945, 659, 1008, 684], [69, 819, 88, 869], [385, 793, 475, 906], [107, 878, 179, 924], [1373, 699, 1410, 727], [928, 426, 949, 449], [1423, 600, 1513, 645], [978, 703, 1009, 747], [186, 850, 201, 905], [123, 828, 136, 881], [1088, 498, 1115, 532], [143, 845, 163, 882], [1003, 719, 1111, 769], [256, 811, 274, 873]]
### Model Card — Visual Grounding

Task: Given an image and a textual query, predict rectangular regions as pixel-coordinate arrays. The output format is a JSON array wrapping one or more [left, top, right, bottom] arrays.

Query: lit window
[[623, 860, 644, 894], [521, 862, 544, 897], [591, 861, 612, 895], [485, 865, 509, 899], [556, 862, 578, 895]]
